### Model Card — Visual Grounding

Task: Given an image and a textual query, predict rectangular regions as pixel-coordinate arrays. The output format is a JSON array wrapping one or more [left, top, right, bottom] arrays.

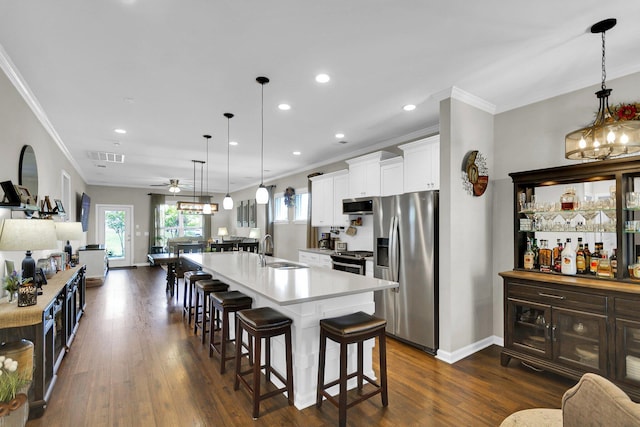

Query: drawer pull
[[538, 292, 565, 300]]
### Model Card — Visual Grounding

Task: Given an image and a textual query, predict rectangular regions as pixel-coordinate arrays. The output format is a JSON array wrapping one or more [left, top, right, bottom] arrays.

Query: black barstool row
[[179, 273, 388, 424]]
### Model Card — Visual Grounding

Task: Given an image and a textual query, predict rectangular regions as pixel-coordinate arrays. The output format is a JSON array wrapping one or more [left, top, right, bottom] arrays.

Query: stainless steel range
[[330, 251, 373, 275]]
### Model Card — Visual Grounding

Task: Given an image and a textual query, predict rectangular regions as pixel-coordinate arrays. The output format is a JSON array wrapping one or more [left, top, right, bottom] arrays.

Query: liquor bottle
[[590, 242, 603, 275], [561, 238, 577, 275], [561, 186, 577, 210], [539, 240, 552, 273], [576, 238, 586, 274], [583, 243, 591, 274], [524, 238, 535, 270], [531, 238, 539, 269], [610, 248, 618, 277], [553, 240, 564, 273], [597, 250, 611, 278], [552, 239, 562, 263]]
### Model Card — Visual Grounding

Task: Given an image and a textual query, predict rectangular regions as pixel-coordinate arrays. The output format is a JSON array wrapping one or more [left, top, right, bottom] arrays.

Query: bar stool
[[209, 290, 253, 372], [316, 311, 388, 427], [193, 279, 229, 343], [182, 270, 212, 323], [234, 307, 294, 419]]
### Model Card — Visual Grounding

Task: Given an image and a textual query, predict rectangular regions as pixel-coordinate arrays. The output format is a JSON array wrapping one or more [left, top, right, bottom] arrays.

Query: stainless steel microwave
[[342, 197, 374, 214]]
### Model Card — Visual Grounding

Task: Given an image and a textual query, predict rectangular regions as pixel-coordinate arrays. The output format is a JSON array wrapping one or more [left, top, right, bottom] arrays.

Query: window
[[294, 191, 309, 223], [155, 202, 204, 246], [274, 193, 288, 222]]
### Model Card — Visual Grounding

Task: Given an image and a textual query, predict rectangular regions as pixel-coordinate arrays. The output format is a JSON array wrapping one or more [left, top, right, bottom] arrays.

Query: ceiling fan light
[[169, 186, 180, 193], [223, 194, 234, 210]]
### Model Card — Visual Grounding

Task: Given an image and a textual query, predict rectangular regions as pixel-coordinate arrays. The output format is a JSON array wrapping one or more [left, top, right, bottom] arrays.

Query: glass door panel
[[507, 298, 551, 358], [616, 318, 640, 385], [553, 308, 607, 373]]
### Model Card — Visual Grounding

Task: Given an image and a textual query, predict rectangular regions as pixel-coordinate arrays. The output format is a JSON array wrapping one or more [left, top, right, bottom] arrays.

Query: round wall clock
[[462, 150, 489, 197]]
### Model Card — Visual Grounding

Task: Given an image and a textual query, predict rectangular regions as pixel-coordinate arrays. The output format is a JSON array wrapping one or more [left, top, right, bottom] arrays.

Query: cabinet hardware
[[552, 325, 557, 342], [538, 292, 565, 300]]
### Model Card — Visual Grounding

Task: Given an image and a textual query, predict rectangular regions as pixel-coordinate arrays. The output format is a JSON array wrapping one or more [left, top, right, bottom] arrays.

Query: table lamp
[[217, 227, 229, 241], [249, 228, 261, 240], [55, 222, 84, 265], [0, 219, 58, 281]]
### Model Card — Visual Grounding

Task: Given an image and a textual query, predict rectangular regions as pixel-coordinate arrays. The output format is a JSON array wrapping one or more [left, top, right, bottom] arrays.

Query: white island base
[[183, 252, 397, 409]]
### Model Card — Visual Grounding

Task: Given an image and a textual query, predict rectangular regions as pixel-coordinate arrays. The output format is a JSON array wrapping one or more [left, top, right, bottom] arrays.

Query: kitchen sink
[[266, 261, 309, 270]]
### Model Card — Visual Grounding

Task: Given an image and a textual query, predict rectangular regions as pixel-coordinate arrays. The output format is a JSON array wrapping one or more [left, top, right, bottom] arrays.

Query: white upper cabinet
[[380, 156, 404, 196], [399, 135, 440, 192], [311, 169, 349, 227], [346, 151, 396, 198]]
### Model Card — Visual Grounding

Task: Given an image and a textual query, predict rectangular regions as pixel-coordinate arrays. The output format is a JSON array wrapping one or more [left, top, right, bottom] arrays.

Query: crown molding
[[432, 86, 496, 115], [0, 43, 86, 182]]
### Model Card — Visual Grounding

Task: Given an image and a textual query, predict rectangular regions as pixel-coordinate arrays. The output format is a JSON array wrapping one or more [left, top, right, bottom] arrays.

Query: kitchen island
[[182, 251, 398, 409]]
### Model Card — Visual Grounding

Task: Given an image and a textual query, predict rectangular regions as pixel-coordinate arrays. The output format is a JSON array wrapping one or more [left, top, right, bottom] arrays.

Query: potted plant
[[2, 272, 22, 303], [0, 355, 30, 424]]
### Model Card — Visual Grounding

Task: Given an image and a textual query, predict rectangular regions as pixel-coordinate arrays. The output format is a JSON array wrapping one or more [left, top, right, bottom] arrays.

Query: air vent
[[87, 151, 125, 163]]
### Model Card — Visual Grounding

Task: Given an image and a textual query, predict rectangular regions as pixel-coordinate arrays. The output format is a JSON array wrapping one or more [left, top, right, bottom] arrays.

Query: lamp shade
[[55, 222, 84, 241], [217, 227, 229, 237], [0, 219, 58, 251], [249, 228, 261, 239]]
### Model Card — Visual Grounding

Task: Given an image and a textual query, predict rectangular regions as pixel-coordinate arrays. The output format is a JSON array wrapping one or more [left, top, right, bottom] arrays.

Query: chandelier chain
[[601, 31, 607, 90]]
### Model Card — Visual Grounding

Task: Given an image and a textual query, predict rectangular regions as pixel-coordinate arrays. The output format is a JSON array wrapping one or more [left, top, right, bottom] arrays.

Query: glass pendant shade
[[256, 185, 269, 204], [565, 18, 640, 160], [223, 194, 233, 210]]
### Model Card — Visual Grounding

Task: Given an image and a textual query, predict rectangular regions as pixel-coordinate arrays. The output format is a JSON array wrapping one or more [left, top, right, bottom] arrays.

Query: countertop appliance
[[373, 190, 438, 354], [331, 250, 373, 275], [319, 232, 333, 250]]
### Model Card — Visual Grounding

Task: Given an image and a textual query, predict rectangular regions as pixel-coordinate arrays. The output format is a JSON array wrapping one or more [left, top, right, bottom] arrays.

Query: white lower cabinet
[[299, 250, 333, 269]]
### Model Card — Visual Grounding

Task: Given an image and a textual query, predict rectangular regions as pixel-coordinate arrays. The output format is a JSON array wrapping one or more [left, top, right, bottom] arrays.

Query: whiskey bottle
[[539, 240, 552, 273], [576, 238, 586, 274], [590, 242, 603, 275], [524, 238, 535, 270], [561, 238, 577, 276], [553, 240, 564, 273], [583, 243, 591, 274], [610, 248, 618, 277], [532, 238, 539, 269]]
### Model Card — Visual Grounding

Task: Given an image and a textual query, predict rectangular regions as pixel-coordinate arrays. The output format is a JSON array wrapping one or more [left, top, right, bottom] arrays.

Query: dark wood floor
[[26, 266, 575, 426]]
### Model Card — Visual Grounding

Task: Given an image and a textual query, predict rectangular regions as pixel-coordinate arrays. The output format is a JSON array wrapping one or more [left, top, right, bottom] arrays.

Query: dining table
[[147, 253, 180, 295]]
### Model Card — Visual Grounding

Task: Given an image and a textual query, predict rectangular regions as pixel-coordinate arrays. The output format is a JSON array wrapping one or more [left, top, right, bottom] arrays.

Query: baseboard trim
[[436, 335, 503, 364]]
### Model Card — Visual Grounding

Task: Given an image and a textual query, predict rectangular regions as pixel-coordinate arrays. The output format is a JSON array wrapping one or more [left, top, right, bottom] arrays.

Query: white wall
[[0, 68, 87, 278], [438, 96, 495, 360]]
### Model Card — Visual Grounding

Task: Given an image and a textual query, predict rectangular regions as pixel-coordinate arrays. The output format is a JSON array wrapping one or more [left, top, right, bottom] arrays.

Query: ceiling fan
[[150, 179, 191, 193]]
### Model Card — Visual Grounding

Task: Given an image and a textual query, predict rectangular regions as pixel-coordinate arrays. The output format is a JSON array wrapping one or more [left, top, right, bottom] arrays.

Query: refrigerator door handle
[[389, 215, 400, 289]]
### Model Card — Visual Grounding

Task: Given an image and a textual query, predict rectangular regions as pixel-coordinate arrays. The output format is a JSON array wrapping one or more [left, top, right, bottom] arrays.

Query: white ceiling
[[1, 1, 639, 195]]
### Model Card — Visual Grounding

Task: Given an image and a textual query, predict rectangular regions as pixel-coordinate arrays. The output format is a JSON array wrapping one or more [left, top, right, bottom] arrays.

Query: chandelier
[[565, 18, 640, 160]]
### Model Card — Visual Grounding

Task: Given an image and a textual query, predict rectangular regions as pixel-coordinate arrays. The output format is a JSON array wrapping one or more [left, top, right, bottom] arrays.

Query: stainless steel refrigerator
[[373, 190, 438, 354]]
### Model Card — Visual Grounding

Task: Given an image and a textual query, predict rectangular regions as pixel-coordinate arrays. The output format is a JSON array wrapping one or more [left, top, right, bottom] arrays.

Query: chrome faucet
[[259, 234, 273, 267]]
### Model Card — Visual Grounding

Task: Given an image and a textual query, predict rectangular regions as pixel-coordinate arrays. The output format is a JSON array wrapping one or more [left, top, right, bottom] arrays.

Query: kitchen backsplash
[[318, 215, 373, 251]]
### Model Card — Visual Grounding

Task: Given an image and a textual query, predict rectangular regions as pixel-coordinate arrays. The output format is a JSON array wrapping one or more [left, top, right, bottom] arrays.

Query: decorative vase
[[6, 291, 16, 304], [0, 386, 29, 427]]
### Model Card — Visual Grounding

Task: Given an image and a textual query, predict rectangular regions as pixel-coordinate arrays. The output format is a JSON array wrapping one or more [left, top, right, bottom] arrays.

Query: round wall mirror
[[19, 145, 38, 199]]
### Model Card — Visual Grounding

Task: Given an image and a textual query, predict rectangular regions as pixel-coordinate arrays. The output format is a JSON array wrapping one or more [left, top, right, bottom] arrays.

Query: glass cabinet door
[[616, 318, 640, 385], [507, 298, 551, 359], [552, 307, 607, 374]]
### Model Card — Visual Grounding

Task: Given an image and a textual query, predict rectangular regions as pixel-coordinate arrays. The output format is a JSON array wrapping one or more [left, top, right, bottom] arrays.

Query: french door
[[96, 204, 133, 268]]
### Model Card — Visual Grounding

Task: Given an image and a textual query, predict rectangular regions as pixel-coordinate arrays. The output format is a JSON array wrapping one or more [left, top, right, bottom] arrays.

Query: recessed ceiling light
[[293, 151, 301, 156], [278, 104, 291, 111], [113, 142, 121, 146], [114, 128, 127, 134], [229, 141, 238, 146], [335, 133, 345, 139], [315, 73, 330, 83], [403, 104, 416, 112]]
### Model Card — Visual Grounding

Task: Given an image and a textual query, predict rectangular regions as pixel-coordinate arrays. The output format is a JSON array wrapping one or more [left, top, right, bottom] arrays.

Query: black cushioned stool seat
[[209, 291, 253, 372], [193, 279, 229, 343], [234, 307, 294, 419], [182, 270, 212, 323], [316, 311, 388, 427]]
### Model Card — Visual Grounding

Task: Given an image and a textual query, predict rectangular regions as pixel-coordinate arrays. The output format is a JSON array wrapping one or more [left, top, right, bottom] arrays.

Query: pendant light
[[202, 134, 212, 214], [256, 76, 270, 204], [565, 18, 640, 160], [223, 113, 234, 210]]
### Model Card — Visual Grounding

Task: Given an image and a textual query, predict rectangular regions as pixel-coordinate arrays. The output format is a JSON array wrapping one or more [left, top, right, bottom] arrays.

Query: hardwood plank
[[27, 266, 574, 426]]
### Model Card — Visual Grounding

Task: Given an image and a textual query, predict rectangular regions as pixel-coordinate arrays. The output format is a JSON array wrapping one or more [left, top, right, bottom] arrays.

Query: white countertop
[[298, 248, 336, 255], [182, 251, 397, 306]]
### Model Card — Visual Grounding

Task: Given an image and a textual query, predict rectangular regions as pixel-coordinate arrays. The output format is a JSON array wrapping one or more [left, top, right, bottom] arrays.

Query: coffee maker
[[319, 233, 333, 250]]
